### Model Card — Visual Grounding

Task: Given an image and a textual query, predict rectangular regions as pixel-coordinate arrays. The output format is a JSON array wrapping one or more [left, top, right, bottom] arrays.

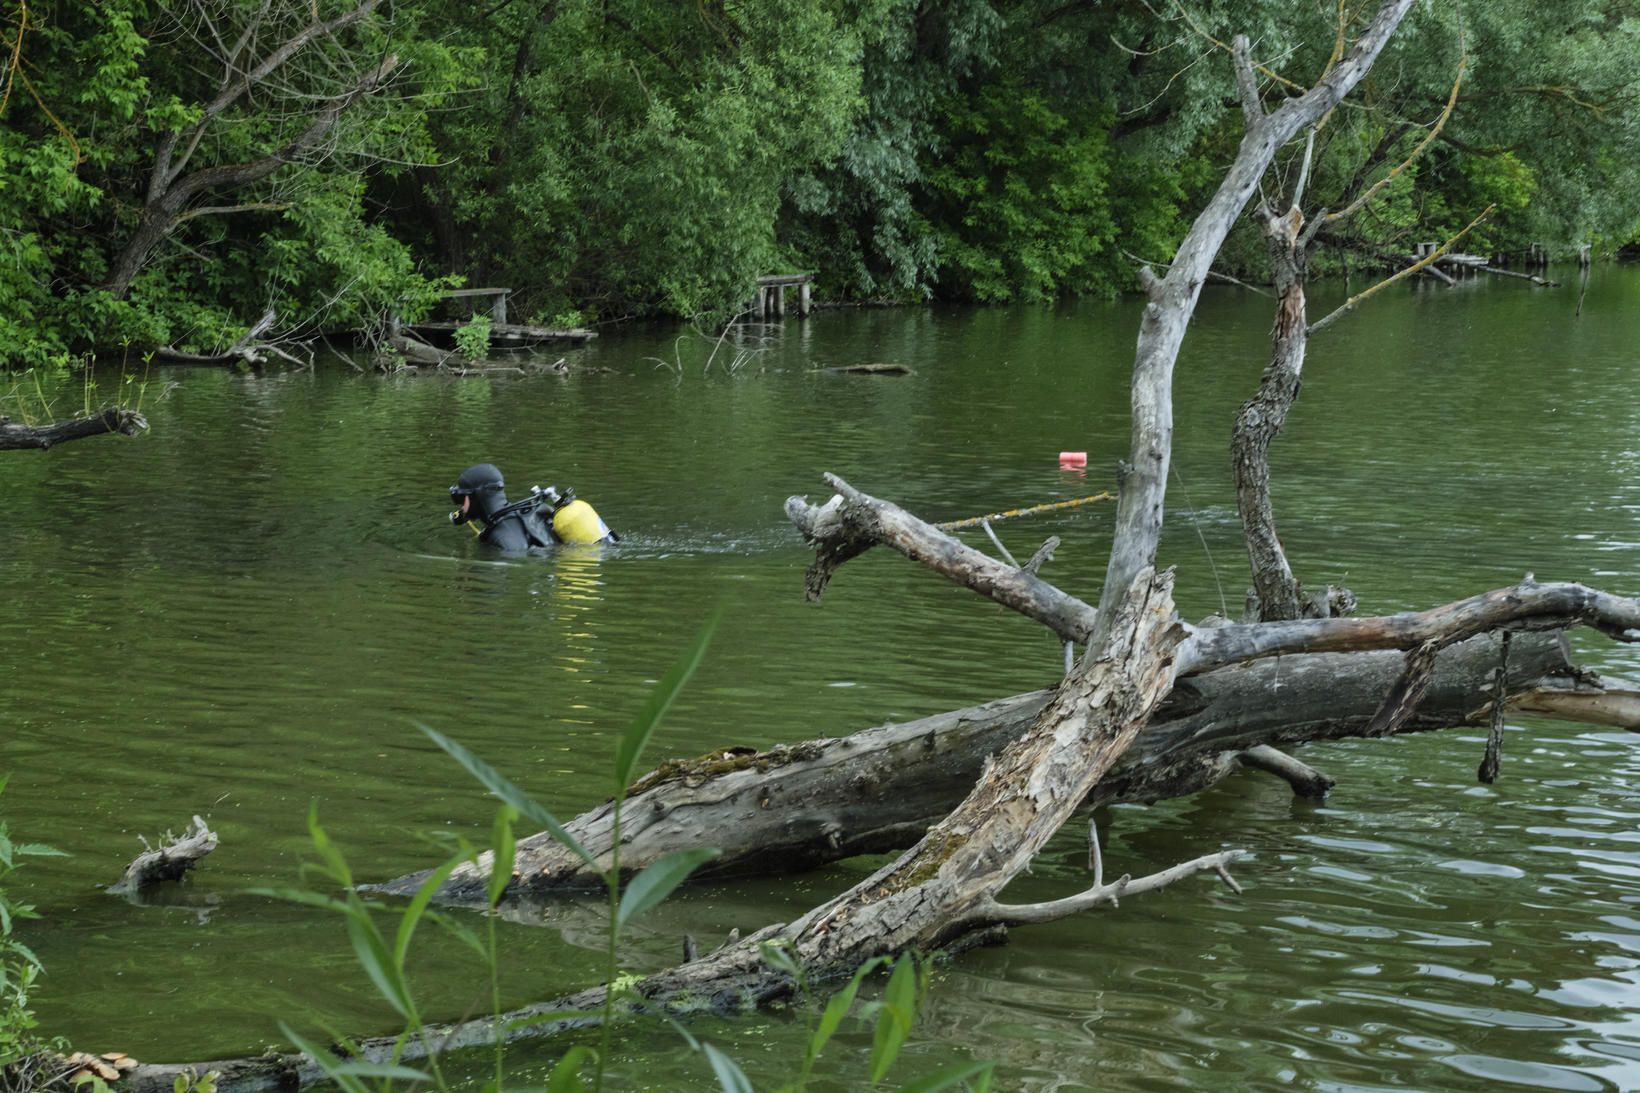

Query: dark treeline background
[[0, 0, 1635, 365]]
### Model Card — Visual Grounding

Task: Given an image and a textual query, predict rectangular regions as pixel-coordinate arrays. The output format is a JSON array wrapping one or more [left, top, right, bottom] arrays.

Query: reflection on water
[[0, 269, 1637, 1089]]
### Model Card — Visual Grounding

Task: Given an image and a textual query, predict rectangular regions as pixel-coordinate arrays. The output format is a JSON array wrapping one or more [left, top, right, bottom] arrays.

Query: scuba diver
[[448, 463, 617, 551]]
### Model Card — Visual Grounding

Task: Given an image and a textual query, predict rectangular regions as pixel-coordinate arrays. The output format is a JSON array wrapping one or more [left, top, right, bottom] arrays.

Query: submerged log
[[376, 630, 1611, 903], [0, 408, 148, 451]]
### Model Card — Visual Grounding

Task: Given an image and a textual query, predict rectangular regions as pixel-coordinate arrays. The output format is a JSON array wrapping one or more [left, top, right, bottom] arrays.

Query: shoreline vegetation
[[0, 0, 1635, 368]]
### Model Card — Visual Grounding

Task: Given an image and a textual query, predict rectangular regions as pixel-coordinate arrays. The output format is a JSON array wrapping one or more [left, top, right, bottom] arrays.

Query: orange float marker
[[1058, 451, 1087, 467]]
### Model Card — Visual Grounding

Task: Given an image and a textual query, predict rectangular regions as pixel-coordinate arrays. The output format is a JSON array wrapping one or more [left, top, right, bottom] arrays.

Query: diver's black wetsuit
[[477, 505, 554, 552], [451, 463, 554, 553]]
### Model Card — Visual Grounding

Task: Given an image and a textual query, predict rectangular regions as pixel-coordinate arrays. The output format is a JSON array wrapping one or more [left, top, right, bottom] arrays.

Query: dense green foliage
[[0, 778, 63, 1073], [0, 0, 1634, 364]]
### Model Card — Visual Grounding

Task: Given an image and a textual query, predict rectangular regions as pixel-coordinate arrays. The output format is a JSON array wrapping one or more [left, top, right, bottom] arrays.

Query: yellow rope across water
[[937, 491, 1116, 531]]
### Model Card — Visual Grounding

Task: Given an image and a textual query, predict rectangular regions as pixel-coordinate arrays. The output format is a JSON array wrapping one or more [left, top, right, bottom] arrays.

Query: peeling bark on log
[[0, 409, 148, 451], [375, 631, 1599, 903], [1232, 204, 1320, 621]]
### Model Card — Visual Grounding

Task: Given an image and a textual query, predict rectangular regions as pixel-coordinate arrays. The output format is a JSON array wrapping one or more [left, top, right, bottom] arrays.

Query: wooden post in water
[[799, 281, 811, 318], [1578, 244, 1592, 268]]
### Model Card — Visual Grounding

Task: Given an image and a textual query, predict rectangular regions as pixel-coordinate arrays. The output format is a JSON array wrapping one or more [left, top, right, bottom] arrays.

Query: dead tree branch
[[786, 476, 1100, 643], [109, 816, 218, 897], [1180, 580, 1640, 677], [1308, 204, 1495, 335]]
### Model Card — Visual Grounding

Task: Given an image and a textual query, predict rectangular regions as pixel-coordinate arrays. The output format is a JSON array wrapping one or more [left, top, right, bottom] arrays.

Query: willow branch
[[1308, 204, 1493, 335], [1327, 54, 1467, 224]]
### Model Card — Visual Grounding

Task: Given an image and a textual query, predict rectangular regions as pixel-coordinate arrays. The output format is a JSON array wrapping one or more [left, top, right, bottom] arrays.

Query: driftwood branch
[[0, 408, 148, 451], [1180, 579, 1640, 676], [1238, 745, 1334, 798], [109, 816, 218, 897], [786, 476, 1100, 643], [157, 308, 284, 366], [1478, 632, 1511, 782], [968, 848, 1248, 925]]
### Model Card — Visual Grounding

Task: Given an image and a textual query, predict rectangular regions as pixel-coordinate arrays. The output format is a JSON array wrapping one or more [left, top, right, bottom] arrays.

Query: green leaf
[[615, 848, 720, 932], [305, 802, 352, 888], [809, 955, 891, 1066], [487, 804, 518, 909], [393, 852, 467, 969], [248, 888, 356, 915], [897, 1061, 996, 1092], [345, 913, 413, 1020], [326, 1061, 434, 1081], [15, 843, 66, 858], [424, 908, 489, 959], [614, 611, 720, 790], [870, 954, 919, 1083], [760, 940, 803, 981], [277, 1024, 370, 1093], [702, 1043, 754, 1093], [546, 1046, 594, 1093], [415, 723, 598, 871]]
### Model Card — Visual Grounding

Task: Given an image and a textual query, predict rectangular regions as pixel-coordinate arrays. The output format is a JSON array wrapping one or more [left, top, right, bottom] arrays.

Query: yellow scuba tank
[[551, 497, 613, 544]]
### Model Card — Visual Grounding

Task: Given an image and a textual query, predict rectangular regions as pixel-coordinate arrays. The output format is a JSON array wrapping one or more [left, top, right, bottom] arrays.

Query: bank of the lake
[[1, 267, 1637, 1090]]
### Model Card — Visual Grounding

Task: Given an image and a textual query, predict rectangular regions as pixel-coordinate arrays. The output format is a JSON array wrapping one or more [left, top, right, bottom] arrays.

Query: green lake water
[[2, 267, 1637, 1090]]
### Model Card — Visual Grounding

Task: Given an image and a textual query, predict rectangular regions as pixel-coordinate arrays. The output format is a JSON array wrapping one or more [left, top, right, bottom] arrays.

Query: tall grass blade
[[809, 955, 890, 1066], [898, 1061, 996, 1092], [869, 954, 918, 1083], [487, 804, 518, 908], [346, 913, 414, 1020], [701, 1043, 754, 1093], [416, 722, 598, 870], [305, 802, 353, 888], [277, 1023, 371, 1093], [613, 611, 720, 790], [615, 848, 720, 931], [546, 1045, 594, 1092], [393, 851, 467, 968]]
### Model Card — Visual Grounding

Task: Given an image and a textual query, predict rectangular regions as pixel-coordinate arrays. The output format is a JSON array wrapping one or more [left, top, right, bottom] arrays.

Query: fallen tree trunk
[[377, 630, 1623, 903], [0, 409, 147, 451]]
